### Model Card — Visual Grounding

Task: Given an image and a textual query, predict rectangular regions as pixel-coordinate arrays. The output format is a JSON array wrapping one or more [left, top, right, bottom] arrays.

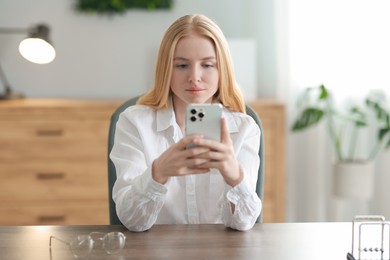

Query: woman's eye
[[202, 63, 215, 68], [175, 64, 188, 69]]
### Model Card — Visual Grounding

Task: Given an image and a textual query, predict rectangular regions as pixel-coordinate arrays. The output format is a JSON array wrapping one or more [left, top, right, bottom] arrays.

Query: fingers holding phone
[[186, 109, 242, 186], [152, 134, 211, 184]]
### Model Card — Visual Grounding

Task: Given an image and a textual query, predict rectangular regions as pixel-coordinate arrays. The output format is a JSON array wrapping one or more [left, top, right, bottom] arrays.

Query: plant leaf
[[349, 106, 367, 127], [318, 84, 329, 100], [366, 97, 390, 122], [378, 128, 390, 141], [292, 107, 325, 131]]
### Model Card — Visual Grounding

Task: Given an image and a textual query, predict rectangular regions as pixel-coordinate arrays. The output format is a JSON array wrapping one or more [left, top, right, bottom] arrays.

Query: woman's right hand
[[152, 134, 212, 184]]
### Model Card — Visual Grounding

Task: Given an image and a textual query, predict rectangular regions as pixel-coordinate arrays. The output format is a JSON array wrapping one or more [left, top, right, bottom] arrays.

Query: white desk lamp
[[0, 24, 56, 100]]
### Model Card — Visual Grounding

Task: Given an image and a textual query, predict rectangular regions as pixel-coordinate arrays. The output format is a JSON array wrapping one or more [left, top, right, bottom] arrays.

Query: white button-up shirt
[[110, 103, 262, 232]]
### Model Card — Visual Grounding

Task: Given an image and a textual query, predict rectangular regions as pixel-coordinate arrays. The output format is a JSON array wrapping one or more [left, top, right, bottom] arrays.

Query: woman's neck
[[172, 97, 186, 132]]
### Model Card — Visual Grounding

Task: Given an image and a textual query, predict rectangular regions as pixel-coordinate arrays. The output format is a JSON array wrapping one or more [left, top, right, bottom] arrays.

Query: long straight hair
[[138, 14, 245, 113]]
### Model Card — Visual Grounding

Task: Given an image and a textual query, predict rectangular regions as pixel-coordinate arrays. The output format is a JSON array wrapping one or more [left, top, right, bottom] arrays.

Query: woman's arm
[[190, 116, 262, 231], [110, 112, 167, 232], [222, 117, 262, 230]]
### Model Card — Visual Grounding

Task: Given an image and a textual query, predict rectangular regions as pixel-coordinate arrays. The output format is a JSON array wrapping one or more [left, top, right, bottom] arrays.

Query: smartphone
[[185, 103, 222, 144]]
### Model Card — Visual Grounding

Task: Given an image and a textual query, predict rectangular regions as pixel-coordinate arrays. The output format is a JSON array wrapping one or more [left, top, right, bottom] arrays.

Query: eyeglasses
[[49, 232, 126, 258]]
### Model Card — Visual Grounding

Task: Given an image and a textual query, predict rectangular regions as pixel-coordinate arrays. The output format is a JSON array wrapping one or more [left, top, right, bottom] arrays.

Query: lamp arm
[[0, 63, 12, 94], [0, 26, 28, 94], [0, 28, 28, 34], [0, 63, 23, 100]]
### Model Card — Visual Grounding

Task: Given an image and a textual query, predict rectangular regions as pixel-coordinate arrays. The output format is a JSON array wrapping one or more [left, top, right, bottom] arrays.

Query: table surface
[[0, 222, 353, 260]]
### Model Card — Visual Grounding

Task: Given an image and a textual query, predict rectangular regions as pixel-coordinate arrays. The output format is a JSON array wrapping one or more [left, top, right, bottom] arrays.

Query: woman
[[110, 14, 262, 232]]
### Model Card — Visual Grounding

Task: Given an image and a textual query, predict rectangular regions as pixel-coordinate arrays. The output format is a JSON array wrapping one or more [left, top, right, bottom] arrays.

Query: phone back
[[185, 103, 222, 142]]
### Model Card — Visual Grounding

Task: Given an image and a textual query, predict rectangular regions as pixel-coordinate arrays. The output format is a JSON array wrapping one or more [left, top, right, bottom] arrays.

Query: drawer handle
[[35, 129, 64, 137], [36, 172, 65, 180], [37, 215, 66, 223]]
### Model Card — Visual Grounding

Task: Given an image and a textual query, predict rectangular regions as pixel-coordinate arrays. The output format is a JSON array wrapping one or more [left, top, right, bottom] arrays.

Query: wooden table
[[0, 223, 353, 259]]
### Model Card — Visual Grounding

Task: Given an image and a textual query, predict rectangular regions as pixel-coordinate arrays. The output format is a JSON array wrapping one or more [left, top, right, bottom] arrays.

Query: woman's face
[[170, 34, 219, 109]]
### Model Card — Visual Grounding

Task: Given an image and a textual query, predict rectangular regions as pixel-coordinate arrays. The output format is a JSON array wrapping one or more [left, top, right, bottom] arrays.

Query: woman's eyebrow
[[173, 57, 188, 61], [202, 56, 216, 61], [173, 56, 216, 61]]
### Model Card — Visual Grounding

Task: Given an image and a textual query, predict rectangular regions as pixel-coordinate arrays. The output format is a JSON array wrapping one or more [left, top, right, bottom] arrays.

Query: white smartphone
[[185, 103, 222, 144]]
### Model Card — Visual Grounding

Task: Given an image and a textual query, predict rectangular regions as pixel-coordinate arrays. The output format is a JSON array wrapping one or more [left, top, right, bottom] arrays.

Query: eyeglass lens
[[51, 231, 126, 258], [102, 232, 126, 254], [69, 235, 94, 258]]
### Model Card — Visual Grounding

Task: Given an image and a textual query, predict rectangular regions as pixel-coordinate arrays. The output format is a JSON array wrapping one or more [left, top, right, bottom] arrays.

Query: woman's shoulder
[[223, 107, 255, 124], [223, 107, 260, 133], [120, 104, 156, 121]]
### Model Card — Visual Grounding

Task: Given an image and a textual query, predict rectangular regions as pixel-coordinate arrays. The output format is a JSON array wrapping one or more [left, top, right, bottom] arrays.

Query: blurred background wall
[[0, 0, 278, 99]]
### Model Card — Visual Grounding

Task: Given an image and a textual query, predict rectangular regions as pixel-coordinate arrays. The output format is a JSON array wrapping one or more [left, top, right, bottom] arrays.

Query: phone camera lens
[[190, 116, 197, 122], [198, 112, 204, 118], [190, 109, 197, 114]]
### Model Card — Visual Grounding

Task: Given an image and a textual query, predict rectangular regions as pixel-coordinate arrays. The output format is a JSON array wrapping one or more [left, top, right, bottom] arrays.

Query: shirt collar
[[156, 103, 176, 132], [223, 108, 239, 133]]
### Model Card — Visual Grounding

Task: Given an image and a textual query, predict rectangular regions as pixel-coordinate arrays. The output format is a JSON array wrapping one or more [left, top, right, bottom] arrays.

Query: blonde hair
[[138, 14, 245, 113]]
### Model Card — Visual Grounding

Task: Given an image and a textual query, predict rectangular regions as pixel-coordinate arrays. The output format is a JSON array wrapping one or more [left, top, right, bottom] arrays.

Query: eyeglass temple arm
[[49, 236, 70, 248]]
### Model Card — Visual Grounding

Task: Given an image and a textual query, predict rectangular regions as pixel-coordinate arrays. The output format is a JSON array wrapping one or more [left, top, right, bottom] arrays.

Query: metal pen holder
[[349, 215, 390, 260]]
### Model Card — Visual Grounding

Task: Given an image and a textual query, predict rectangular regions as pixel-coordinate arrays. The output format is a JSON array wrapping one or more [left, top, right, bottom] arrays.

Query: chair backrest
[[107, 96, 265, 224]]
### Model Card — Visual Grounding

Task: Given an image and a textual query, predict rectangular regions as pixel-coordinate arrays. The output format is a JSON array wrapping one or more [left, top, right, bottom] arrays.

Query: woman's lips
[[186, 89, 204, 95], [187, 85, 204, 92]]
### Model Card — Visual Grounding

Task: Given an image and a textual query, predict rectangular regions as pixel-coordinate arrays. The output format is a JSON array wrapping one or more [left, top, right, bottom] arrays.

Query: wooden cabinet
[[0, 99, 120, 225], [249, 100, 286, 223], [0, 99, 286, 225]]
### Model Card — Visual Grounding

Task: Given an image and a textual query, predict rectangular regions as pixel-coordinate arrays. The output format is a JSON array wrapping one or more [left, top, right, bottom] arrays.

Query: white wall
[[0, 0, 278, 99], [277, 0, 390, 223]]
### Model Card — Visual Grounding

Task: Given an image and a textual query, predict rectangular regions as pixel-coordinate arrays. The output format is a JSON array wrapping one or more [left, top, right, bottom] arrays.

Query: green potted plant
[[75, 0, 173, 14], [291, 85, 390, 199]]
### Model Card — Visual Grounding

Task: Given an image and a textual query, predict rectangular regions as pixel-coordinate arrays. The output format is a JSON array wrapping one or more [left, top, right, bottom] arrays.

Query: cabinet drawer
[[0, 162, 108, 202], [0, 120, 108, 161], [0, 120, 108, 140], [0, 201, 109, 225]]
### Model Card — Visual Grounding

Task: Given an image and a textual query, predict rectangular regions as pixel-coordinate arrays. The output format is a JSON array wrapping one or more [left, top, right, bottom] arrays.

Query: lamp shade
[[18, 24, 56, 64]]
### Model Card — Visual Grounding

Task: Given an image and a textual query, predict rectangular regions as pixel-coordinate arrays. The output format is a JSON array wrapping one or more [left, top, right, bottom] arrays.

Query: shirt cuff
[[137, 166, 168, 201], [225, 172, 252, 205]]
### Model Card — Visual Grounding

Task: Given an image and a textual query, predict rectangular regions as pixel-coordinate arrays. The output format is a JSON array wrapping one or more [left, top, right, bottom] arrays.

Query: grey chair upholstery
[[108, 96, 265, 224]]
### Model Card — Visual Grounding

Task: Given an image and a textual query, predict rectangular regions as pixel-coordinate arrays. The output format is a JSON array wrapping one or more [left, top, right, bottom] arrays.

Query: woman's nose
[[188, 65, 201, 83]]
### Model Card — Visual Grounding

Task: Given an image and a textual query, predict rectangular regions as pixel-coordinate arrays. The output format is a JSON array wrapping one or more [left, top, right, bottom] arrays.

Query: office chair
[[107, 96, 265, 224]]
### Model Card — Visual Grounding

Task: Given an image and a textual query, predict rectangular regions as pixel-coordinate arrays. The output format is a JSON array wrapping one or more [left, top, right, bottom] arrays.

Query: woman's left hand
[[190, 118, 243, 187]]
